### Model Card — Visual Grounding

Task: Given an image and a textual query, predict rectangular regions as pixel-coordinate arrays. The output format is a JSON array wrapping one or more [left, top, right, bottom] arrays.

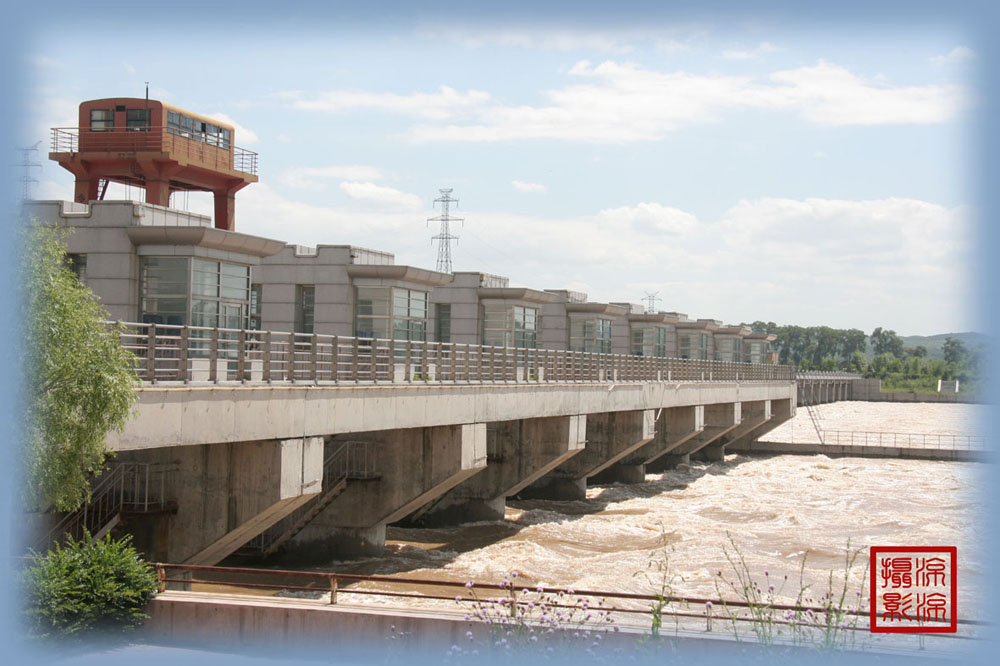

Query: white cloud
[[721, 41, 781, 60], [207, 112, 258, 144], [280, 86, 492, 120], [761, 61, 965, 126], [339, 181, 423, 210], [931, 46, 975, 66], [222, 184, 971, 333], [290, 58, 967, 144], [596, 202, 698, 236], [283, 165, 386, 189], [511, 180, 547, 193], [124, 62, 136, 74]]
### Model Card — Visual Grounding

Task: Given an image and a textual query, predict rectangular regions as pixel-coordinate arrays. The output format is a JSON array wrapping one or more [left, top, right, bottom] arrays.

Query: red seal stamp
[[870, 546, 956, 633]]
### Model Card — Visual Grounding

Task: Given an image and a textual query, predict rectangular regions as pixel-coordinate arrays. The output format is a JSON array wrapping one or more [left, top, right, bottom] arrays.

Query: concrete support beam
[[118, 437, 323, 565], [652, 403, 740, 469], [182, 437, 324, 565], [413, 415, 587, 524], [519, 410, 655, 500], [632, 406, 704, 465], [609, 405, 704, 477], [727, 398, 795, 448], [695, 400, 769, 462], [286, 424, 486, 560]]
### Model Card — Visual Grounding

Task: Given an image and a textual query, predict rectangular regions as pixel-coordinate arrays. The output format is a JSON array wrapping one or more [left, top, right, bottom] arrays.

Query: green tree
[[869, 353, 903, 379], [23, 225, 138, 512], [847, 350, 868, 374], [870, 327, 904, 358], [942, 336, 968, 365], [904, 345, 928, 358], [838, 329, 867, 361]]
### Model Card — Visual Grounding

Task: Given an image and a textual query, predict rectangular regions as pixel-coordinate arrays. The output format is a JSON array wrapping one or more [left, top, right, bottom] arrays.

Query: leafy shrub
[[22, 533, 159, 640]]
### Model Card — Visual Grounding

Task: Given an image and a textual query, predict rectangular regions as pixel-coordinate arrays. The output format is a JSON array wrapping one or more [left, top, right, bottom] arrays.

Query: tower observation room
[[49, 97, 258, 231]]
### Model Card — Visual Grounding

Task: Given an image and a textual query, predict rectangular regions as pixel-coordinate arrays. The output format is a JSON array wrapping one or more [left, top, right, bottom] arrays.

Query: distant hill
[[895, 332, 991, 360]]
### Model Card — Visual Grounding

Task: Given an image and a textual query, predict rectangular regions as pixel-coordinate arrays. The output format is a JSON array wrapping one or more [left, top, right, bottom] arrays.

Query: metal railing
[[51, 127, 258, 176], [37, 461, 176, 551], [115, 322, 795, 386], [796, 371, 862, 380], [820, 430, 986, 451], [150, 562, 982, 638]]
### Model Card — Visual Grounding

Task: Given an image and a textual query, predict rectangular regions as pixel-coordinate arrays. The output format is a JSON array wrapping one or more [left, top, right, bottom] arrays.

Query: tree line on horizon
[[741, 321, 986, 393]]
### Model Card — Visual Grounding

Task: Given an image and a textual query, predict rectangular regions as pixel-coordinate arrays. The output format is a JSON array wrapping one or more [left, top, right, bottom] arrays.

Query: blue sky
[[23, 13, 977, 336]]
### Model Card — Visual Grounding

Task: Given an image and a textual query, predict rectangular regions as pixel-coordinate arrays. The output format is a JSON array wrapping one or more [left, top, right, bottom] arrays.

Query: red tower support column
[[74, 174, 100, 204], [213, 181, 251, 231]]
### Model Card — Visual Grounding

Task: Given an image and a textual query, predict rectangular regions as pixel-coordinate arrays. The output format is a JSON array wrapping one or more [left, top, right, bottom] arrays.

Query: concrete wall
[[27, 200, 141, 322], [141, 592, 770, 658], [255, 245, 355, 335], [428, 272, 481, 343]]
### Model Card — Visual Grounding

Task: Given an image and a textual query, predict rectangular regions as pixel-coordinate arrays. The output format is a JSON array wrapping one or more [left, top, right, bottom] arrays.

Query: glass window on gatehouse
[[139, 256, 250, 329], [482, 304, 538, 348], [354, 286, 428, 342], [631, 326, 667, 356], [570, 318, 612, 354]]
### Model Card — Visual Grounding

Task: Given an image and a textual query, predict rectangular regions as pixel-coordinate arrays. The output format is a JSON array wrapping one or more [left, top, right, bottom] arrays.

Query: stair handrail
[[35, 461, 176, 552]]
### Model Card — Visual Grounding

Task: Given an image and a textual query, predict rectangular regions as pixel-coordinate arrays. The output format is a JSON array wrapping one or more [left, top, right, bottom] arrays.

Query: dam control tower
[[49, 97, 258, 231]]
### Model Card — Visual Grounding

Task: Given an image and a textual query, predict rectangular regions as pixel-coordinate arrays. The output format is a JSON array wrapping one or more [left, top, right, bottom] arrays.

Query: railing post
[[310, 333, 318, 383], [332, 336, 339, 383], [263, 330, 272, 382], [404, 340, 412, 382], [209, 328, 219, 383], [352, 337, 359, 382], [146, 323, 157, 382], [289, 332, 297, 381], [178, 326, 189, 383], [237, 329, 247, 382]]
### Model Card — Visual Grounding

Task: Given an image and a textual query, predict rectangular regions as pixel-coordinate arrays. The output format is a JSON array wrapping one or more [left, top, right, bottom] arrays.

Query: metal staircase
[[36, 461, 175, 552], [806, 404, 825, 444], [240, 440, 379, 557]]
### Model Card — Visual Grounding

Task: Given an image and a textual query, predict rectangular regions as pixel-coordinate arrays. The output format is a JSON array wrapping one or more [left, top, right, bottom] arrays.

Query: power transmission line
[[427, 188, 463, 273], [643, 291, 661, 314], [16, 141, 42, 203]]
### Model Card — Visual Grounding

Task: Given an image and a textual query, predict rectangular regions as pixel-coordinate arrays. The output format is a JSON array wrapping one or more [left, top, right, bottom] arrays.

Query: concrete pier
[[650, 403, 740, 471], [695, 400, 769, 462], [413, 415, 587, 524], [120, 437, 324, 565], [727, 398, 793, 449], [520, 410, 655, 500], [286, 424, 486, 560]]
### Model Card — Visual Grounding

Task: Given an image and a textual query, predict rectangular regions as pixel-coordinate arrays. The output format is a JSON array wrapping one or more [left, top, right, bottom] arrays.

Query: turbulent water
[[270, 403, 987, 637]]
